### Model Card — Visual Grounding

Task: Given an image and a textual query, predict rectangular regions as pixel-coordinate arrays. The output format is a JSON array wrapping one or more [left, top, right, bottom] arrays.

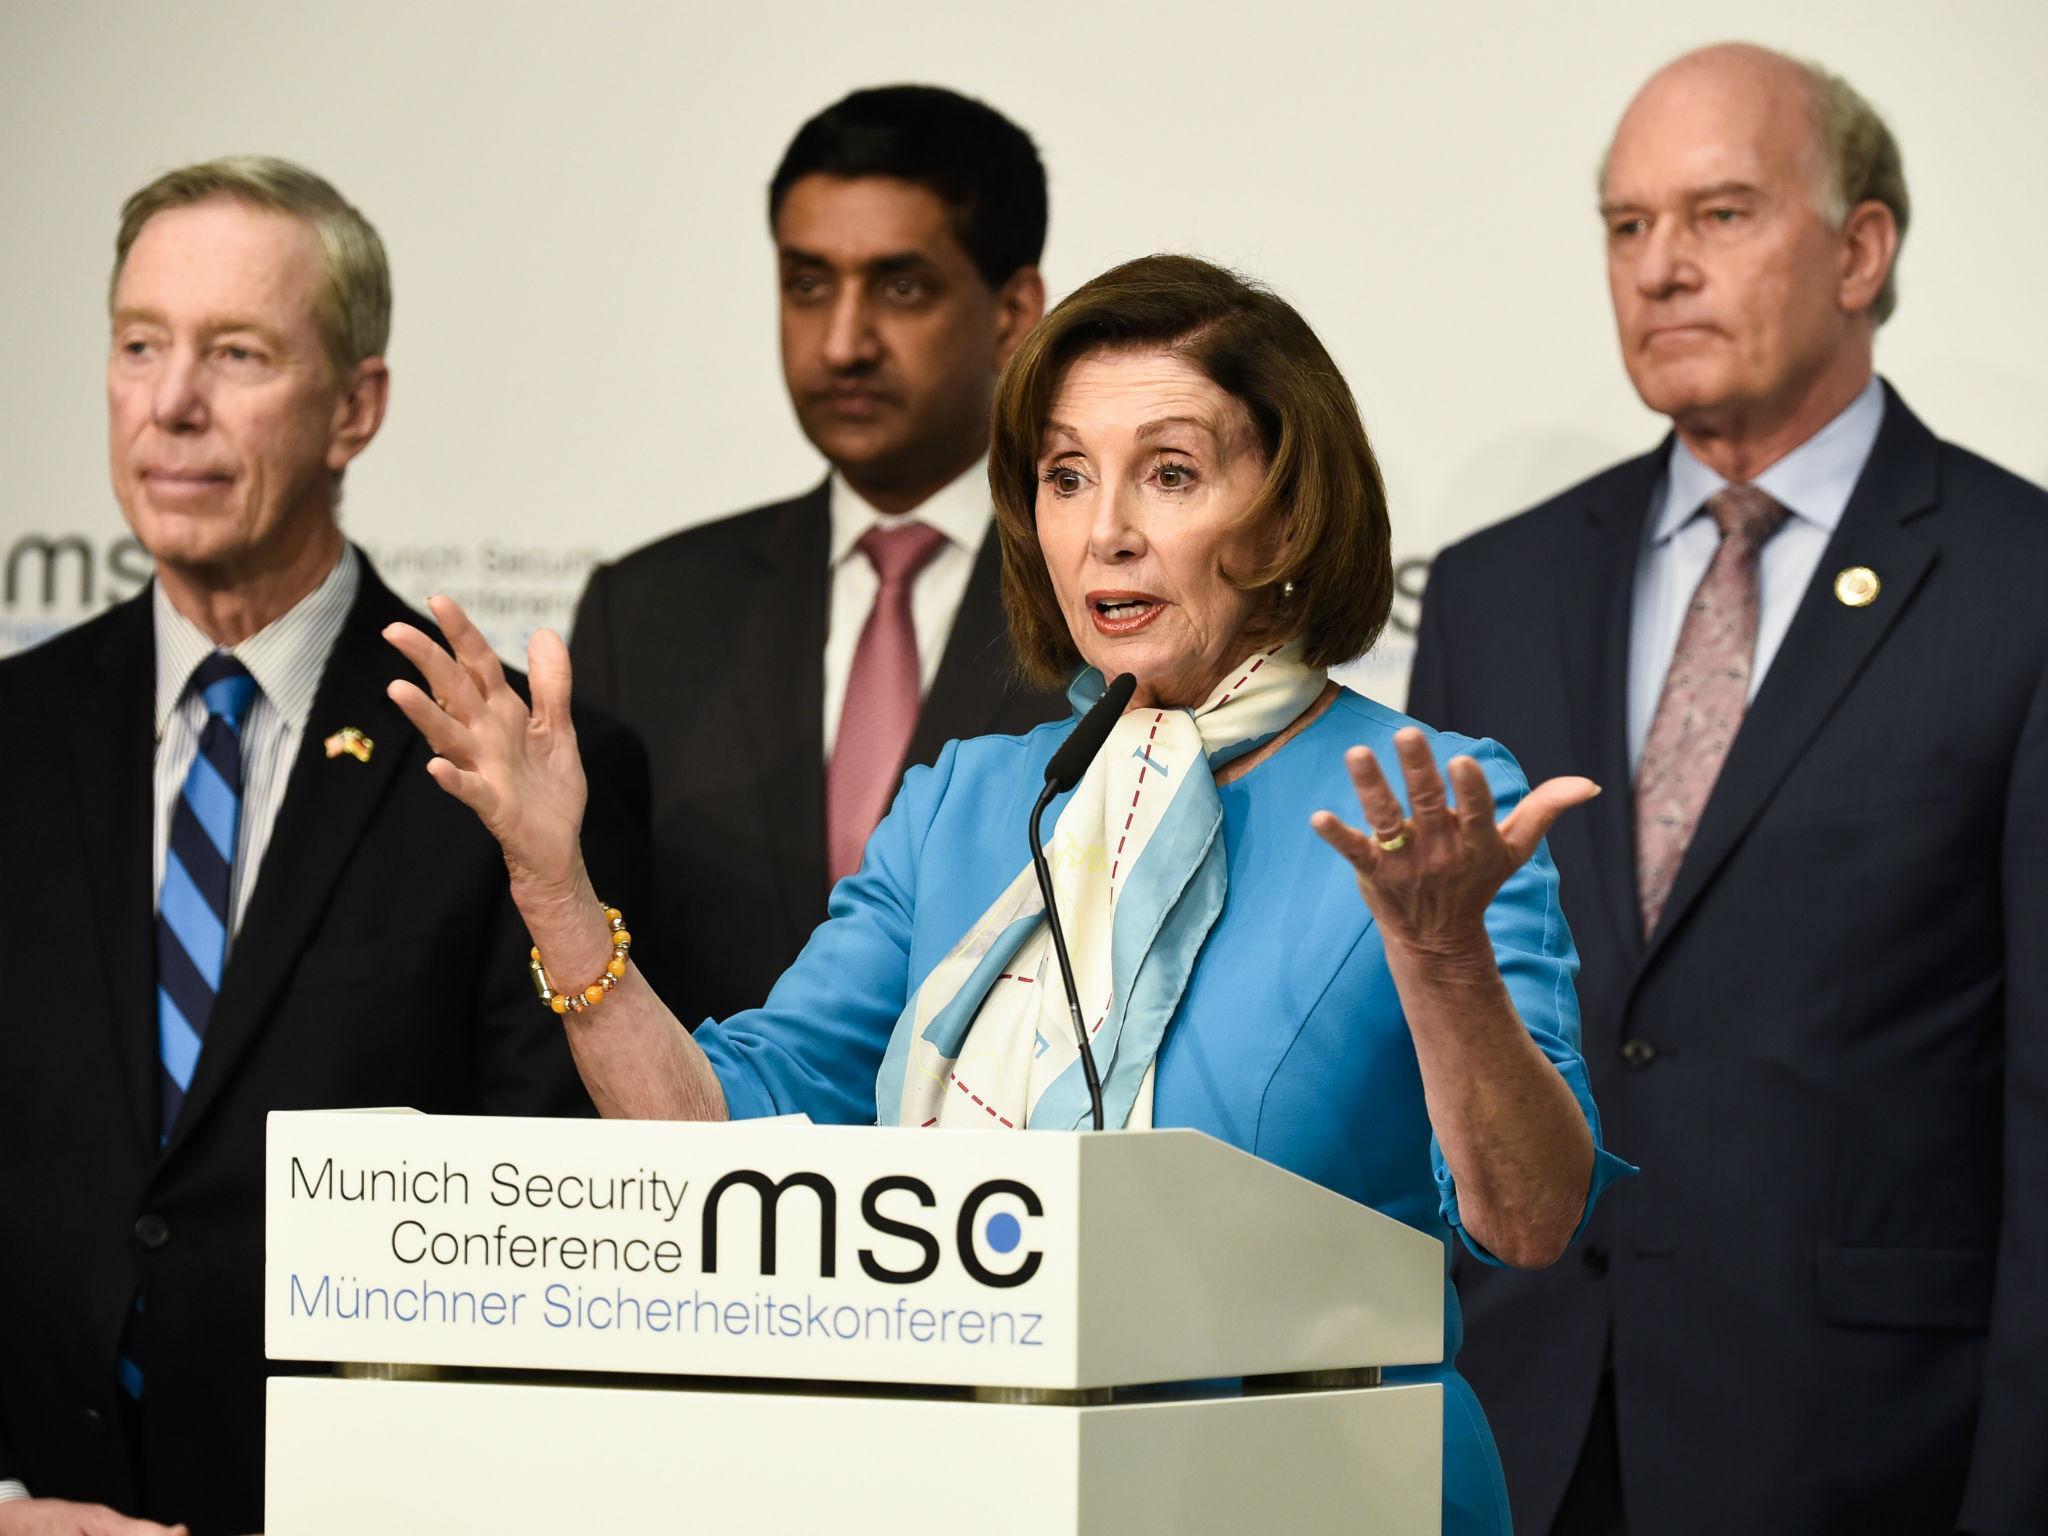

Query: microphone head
[[1099, 669, 1138, 715], [1044, 672, 1138, 792]]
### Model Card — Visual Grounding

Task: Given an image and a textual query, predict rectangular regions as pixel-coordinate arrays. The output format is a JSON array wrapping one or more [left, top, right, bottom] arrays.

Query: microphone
[[1028, 672, 1137, 1131], [1044, 672, 1138, 792]]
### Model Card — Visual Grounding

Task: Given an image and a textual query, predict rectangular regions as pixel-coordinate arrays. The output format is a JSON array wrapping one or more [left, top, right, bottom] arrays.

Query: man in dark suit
[[1409, 44, 2047, 1536], [572, 85, 1069, 1025], [0, 158, 640, 1536]]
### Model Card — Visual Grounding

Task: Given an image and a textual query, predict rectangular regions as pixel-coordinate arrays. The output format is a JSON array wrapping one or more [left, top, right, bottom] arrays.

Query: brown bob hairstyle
[[989, 253, 1394, 688]]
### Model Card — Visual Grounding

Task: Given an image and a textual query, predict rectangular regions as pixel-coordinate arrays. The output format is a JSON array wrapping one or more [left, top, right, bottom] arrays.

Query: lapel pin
[[324, 726, 374, 763], [1834, 566, 1880, 608]]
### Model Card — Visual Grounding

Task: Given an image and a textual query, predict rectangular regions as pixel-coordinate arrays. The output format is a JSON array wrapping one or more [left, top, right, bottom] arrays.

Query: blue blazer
[[696, 687, 1624, 1536], [1410, 385, 2048, 1536]]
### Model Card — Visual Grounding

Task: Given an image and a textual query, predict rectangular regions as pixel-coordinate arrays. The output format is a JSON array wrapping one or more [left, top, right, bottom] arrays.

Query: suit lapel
[[741, 483, 832, 935], [69, 594, 161, 1156], [165, 561, 420, 1154], [905, 526, 1018, 768], [1638, 387, 1942, 969], [1567, 445, 1666, 964]]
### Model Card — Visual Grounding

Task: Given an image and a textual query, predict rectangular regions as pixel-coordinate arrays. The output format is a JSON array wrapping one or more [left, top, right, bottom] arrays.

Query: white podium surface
[[265, 1111, 1448, 1534], [268, 1375, 1442, 1535]]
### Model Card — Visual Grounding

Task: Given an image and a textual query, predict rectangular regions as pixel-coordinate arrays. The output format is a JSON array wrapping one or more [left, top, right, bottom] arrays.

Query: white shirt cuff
[[0, 1479, 30, 1501]]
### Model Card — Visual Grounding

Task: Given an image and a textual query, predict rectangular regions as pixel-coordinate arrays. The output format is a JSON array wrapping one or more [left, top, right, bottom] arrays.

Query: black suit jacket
[[0, 558, 645, 1535], [1408, 387, 2048, 1536], [569, 480, 1070, 1025]]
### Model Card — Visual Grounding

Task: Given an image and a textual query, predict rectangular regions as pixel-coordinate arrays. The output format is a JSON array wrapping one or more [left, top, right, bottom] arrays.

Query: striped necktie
[[156, 651, 258, 1139]]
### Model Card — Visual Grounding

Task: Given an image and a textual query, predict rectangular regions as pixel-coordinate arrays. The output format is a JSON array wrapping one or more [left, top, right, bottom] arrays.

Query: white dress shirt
[[1626, 376, 1887, 768], [821, 456, 994, 761], [152, 544, 360, 941]]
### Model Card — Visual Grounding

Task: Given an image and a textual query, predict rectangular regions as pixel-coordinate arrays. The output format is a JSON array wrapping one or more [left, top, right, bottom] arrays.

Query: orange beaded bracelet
[[529, 906, 632, 1015]]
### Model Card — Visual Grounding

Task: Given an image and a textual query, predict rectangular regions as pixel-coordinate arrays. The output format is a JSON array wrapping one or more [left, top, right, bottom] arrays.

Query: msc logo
[[3, 535, 151, 611], [701, 1170, 1043, 1289]]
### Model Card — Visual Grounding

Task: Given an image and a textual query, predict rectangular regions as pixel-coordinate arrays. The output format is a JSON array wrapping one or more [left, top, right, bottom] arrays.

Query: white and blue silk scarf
[[875, 640, 1329, 1131]]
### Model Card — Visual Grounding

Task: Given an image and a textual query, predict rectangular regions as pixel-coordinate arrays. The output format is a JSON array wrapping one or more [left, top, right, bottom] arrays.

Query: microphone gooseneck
[[1028, 673, 1137, 1132]]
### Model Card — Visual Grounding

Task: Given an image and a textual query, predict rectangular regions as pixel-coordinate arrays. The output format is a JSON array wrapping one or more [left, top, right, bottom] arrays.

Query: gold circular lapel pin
[[1834, 566, 1880, 608]]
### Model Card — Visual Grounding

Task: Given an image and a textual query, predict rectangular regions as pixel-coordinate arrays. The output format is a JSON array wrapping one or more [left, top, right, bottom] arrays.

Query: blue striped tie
[[156, 651, 257, 1140]]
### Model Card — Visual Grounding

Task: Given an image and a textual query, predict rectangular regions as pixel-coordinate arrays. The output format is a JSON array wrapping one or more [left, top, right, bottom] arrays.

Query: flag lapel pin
[[324, 726, 374, 762]]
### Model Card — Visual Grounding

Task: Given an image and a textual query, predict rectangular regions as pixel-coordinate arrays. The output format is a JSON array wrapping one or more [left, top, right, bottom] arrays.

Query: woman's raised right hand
[[383, 594, 588, 903]]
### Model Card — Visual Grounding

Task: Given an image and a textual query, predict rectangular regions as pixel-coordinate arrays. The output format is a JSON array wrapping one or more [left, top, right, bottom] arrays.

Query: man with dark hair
[[572, 84, 1067, 1024], [1409, 44, 2048, 1536], [768, 83, 1049, 299]]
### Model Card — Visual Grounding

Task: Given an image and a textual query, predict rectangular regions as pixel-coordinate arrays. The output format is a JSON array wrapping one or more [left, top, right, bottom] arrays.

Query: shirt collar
[[154, 543, 361, 735], [1650, 374, 1887, 546], [827, 454, 992, 568]]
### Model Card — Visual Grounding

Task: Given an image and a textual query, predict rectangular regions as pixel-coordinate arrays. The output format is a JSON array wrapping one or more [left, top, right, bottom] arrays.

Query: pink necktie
[[826, 522, 949, 887], [1635, 484, 1789, 934]]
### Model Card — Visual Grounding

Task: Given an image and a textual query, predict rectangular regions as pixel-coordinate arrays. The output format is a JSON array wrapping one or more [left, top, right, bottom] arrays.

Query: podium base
[[267, 1374, 1441, 1534]]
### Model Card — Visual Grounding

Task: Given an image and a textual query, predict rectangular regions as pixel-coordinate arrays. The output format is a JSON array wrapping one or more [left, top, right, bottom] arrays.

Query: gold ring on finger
[[1376, 828, 1408, 852]]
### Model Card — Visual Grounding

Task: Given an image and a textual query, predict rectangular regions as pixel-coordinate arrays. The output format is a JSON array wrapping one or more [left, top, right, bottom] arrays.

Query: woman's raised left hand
[[382, 595, 589, 907], [1310, 727, 1598, 957]]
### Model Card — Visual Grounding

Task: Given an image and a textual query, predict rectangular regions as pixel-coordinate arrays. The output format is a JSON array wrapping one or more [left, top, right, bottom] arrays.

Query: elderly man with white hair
[[1412, 41, 2048, 1536]]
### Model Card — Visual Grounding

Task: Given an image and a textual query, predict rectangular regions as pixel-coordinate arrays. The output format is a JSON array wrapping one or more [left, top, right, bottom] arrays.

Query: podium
[[264, 1110, 1447, 1532]]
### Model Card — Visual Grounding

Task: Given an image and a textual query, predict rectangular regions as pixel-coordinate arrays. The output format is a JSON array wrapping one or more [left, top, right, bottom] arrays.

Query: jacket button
[[1581, 1244, 1611, 1275], [1619, 1037, 1659, 1071], [81, 1407, 108, 1436], [133, 1213, 170, 1249]]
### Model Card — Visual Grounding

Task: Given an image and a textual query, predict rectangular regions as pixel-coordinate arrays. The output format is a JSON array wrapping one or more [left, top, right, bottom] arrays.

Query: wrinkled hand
[[0, 1498, 187, 1535], [1310, 727, 1598, 955], [383, 595, 587, 899]]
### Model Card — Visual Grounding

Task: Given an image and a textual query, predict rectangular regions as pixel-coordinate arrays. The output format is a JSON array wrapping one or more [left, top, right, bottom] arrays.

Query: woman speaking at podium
[[386, 255, 1628, 1535]]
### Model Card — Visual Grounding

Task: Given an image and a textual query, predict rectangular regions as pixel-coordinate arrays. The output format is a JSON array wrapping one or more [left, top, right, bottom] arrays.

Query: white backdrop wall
[[3, 0, 2044, 705]]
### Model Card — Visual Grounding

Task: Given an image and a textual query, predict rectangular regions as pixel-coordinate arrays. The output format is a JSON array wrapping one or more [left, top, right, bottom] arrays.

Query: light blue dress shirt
[[1626, 376, 1887, 766], [693, 688, 1629, 1536]]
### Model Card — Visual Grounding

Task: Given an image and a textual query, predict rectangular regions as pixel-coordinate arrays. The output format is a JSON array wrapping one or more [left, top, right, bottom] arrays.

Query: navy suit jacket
[[1408, 386, 2048, 1536], [569, 481, 1069, 1027], [0, 558, 646, 1535]]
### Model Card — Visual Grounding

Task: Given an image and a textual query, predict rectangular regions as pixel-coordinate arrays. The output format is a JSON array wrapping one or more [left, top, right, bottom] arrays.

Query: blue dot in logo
[[984, 1212, 1022, 1254]]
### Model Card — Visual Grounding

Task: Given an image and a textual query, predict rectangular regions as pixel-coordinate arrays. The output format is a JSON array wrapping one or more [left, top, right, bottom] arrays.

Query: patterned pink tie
[[826, 521, 949, 887], [1635, 484, 1789, 934]]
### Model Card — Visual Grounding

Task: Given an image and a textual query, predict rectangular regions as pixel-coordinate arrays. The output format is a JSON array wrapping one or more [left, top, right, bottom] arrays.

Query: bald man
[[1410, 44, 2048, 1536]]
